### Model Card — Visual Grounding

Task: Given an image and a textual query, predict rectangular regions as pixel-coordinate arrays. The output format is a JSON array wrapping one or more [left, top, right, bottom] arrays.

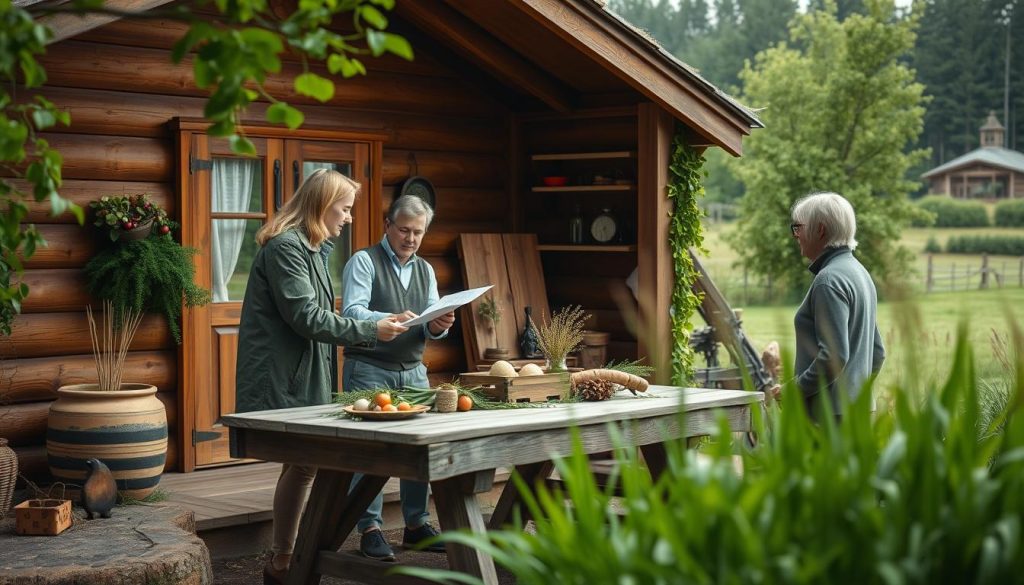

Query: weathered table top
[[222, 386, 761, 445]]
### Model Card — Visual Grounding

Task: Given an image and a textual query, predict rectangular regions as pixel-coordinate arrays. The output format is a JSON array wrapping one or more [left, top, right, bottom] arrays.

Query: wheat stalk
[[87, 301, 144, 391], [535, 305, 590, 371]]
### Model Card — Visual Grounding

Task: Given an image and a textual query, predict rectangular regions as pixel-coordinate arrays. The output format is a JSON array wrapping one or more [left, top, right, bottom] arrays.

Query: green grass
[[700, 222, 1024, 299], [737, 287, 1023, 392], [699, 220, 1023, 391]]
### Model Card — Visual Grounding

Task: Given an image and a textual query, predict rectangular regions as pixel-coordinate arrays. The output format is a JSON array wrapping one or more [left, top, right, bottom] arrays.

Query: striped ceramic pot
[[47, 383, 167, 500]]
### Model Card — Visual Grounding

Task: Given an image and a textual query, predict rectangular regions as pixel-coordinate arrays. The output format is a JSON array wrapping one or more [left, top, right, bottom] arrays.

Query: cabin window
[[210, 158, 263, 302]]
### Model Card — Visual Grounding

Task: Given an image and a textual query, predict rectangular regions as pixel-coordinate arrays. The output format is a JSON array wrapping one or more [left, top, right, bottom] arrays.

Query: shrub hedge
[[995, 199, 1024, 227], [912, 195, 989, 227], [946, 235, 1024, 256]]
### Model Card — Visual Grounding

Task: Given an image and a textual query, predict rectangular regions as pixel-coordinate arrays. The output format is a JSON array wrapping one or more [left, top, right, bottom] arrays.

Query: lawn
[[737, 287, 1022, 393], [700, 222, 1024, 300], [699, 219, 1023, 390]]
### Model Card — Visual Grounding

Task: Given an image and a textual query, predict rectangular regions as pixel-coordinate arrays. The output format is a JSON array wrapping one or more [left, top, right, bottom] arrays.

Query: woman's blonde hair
[[256, 168, 361, 248]]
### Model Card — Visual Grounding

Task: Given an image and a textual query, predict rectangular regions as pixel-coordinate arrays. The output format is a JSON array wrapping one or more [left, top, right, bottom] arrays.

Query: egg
[[353, 398, 371, 411]]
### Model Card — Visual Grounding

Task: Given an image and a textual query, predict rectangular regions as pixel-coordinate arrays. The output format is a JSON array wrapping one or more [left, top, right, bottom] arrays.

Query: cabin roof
[[922, 146, 1024, 178], [33, 0, 761, 154]]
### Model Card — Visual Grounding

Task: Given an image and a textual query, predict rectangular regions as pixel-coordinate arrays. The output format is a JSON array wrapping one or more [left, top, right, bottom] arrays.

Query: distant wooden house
[[922, 112, 1024, 199], [3, 0, 761, 477]]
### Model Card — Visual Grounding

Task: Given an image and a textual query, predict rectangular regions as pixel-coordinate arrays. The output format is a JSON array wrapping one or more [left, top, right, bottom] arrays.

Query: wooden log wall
[[519, 112, 640, 362], [1, 13, 510, 475]]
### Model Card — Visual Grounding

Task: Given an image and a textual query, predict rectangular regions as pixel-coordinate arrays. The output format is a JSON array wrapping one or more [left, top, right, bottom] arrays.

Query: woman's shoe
[[263, 562, 288, 585]]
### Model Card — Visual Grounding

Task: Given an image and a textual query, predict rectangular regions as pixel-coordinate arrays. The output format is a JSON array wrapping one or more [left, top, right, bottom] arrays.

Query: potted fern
[[83, 196, 210, 343], [46, 302, 168, 500]]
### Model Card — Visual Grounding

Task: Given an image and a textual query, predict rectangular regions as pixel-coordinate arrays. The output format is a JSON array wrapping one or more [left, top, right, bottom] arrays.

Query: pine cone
[[574, 379, 615, 401]]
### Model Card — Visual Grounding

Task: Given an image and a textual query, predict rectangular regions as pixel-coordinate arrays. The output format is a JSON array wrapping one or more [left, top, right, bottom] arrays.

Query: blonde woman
[[234, 169, 407, 584]]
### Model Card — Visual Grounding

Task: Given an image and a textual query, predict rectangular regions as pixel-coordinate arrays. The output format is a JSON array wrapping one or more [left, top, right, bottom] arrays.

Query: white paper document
[[399, 285, 494, 327]]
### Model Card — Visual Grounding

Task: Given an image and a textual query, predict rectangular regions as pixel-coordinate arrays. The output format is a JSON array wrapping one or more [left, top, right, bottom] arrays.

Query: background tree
[[0, 0, 411, 335], [728, 0, 928, 292]]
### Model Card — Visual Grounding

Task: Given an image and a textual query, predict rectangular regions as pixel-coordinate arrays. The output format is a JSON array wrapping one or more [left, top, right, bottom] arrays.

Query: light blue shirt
[[341, 237, 447, 339]]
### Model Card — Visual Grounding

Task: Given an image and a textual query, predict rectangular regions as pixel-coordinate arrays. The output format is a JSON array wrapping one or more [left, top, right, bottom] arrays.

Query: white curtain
[[211, 159, 258, 302]]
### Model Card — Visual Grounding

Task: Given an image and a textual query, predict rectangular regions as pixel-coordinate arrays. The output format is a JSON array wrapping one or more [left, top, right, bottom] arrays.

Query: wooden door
[[181, 130, 374, 469]]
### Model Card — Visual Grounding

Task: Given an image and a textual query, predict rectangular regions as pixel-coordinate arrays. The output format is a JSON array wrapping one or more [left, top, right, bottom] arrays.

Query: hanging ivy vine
[[666, 129, 706, 386]]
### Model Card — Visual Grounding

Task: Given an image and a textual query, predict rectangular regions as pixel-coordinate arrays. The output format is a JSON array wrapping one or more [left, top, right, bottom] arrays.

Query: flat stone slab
[[0, 503, 212, 585]]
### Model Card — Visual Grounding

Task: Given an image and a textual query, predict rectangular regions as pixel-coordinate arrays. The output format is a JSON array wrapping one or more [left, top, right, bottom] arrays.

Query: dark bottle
[[569, 204, 584, 244], [519, 306, 543, 358]]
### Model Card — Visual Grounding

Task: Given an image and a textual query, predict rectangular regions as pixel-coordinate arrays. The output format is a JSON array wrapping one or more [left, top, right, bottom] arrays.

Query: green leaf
[[327, 54, 365, 78], [206, 119, 236, 137], [366, 30, 413, 60], [294, 72, 335, 102], [229, 135, 257, 156], [266, 102, 304, 130], [31, 108, 56, 130], [368, 0, 395, 9], [359, 5, 388, 29]]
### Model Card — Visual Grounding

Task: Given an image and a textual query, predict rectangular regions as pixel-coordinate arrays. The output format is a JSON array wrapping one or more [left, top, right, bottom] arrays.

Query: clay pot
[[47, 384, 167, 500]]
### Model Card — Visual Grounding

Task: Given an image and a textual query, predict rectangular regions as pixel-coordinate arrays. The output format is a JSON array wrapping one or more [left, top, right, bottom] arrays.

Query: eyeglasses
[[790, 223, 804, 236]]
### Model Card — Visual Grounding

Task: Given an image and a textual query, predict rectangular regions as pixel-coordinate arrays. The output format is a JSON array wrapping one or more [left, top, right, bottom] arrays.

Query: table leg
[[431, 471, 500, 585], [328, 474, 390, 551], [488, 461, 553, 530], [640, 442, 668, 481], [286, 469, 352, 585]]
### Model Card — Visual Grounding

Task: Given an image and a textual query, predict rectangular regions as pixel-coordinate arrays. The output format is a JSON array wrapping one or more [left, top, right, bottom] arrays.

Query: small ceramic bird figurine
[[81, 458, 117, 519]]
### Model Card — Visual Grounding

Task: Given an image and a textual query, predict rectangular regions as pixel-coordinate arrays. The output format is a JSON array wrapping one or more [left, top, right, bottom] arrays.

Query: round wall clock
[[590, 208, 618, 243], [399, 176, 436, 210]]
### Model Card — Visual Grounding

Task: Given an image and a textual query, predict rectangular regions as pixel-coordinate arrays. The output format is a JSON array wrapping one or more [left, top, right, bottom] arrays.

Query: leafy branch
[[0, 0, 411, 335], [666, 130, 706, 385]]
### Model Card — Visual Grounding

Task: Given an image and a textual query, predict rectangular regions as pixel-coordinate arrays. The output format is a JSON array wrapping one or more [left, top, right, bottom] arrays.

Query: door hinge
[[192, 429, 220, 445], [189, 153, 214, 174]]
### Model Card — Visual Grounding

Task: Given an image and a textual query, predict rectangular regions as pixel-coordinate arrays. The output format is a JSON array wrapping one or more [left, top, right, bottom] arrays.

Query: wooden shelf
[[530, 151, 635, 161], [536, 244, 637, 252], [531, 184, 634, 192]]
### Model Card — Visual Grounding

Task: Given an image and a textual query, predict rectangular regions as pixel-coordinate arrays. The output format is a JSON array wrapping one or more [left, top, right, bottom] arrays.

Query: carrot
[[570, 369, 649, 393]]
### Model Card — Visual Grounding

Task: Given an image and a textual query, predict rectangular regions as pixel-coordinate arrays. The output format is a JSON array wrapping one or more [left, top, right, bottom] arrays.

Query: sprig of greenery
[[602, 358, 655, 379], [535, 305, 590, 373], [666, 131, 706, 385]]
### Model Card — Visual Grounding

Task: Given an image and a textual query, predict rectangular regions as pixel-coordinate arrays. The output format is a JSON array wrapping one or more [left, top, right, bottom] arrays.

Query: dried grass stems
[[86, 301, 144, 391], [535, 305, 590, 370]]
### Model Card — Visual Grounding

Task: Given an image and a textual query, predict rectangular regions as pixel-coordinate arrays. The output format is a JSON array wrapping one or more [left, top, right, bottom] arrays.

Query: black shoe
[[263, 563, 287, 585], [360, 529, 396, 562], [403, 523, 446, 553]]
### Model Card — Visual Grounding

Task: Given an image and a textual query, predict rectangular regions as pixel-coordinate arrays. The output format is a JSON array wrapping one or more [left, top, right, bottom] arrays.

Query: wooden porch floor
[[160, 463, 510, 533]]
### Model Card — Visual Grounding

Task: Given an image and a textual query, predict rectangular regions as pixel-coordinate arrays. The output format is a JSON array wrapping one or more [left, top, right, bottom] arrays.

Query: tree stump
[[0, 503, 212, 584]]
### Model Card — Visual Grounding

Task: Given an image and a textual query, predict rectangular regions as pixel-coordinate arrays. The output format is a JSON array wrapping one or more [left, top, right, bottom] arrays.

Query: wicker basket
[[15, 499, 72, 536], [0, 438, 16, 520]]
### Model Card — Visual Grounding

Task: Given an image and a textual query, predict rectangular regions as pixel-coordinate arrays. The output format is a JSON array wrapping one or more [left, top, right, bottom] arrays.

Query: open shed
[[2, 0, 761, 476]]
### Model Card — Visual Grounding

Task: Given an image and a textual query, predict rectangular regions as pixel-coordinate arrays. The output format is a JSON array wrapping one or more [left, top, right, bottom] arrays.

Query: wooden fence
[[700, 255, 1024, 307], [925, 254, 1024, 293]]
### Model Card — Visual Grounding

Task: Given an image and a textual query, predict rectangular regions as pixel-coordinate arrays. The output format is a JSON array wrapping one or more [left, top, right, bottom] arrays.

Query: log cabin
[[1, 0, 761, 478]]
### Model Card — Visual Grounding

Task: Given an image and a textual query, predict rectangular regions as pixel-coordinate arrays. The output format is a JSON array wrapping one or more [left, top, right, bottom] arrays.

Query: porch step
[[159, 463, 509, 559]]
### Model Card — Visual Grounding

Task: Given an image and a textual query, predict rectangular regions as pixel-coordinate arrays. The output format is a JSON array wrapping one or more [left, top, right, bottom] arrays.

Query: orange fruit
[[457, 395, 473, 412], [374, 392, 392, 408], [397, 402, 412, 411], [382, 404, 398, 412]]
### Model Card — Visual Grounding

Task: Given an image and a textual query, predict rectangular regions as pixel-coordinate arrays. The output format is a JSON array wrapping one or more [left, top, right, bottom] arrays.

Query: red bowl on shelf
[[541, 176, 569, 187]]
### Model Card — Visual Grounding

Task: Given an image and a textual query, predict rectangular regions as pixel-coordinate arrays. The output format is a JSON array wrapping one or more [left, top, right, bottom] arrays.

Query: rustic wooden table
[[222, 386, 763, 585]]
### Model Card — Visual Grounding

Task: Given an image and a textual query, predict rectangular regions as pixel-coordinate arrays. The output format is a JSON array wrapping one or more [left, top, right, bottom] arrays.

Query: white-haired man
[[783, 191, 885, 421]]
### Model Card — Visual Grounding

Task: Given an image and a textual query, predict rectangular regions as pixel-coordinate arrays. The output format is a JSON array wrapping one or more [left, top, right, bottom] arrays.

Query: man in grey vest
[[782, 191, 885, 421], [341, 195, 455, 561]]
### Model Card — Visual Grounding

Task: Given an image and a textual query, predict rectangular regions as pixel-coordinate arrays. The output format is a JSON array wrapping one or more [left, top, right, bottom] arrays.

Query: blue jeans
[[342, 358, 431, 532]]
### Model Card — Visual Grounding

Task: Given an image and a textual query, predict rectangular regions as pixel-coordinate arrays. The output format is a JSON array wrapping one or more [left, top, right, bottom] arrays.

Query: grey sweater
[[794, 246, 885, 418]]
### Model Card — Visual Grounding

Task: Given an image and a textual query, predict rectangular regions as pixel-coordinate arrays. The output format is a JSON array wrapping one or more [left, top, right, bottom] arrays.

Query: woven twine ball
[[434, 387, 458, 413]]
